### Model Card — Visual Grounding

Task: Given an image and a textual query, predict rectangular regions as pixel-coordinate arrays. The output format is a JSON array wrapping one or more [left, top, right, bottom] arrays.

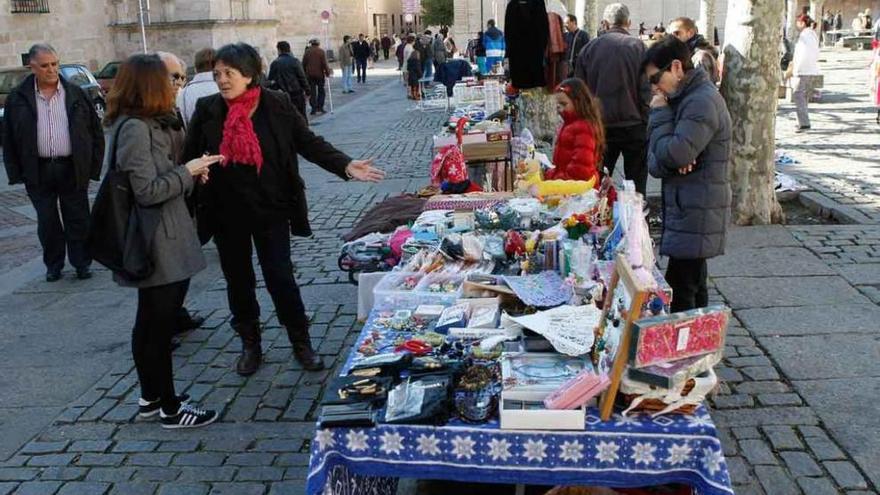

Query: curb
[[797, 190, 874, 225]]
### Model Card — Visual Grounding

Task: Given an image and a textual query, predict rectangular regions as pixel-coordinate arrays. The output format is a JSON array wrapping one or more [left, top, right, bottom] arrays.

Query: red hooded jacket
[[547, 111, 600, 183]]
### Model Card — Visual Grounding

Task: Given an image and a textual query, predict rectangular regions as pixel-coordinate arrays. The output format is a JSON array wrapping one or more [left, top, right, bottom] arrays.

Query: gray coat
[[647, 68, 732, 260], [107, 117, 206, 288]]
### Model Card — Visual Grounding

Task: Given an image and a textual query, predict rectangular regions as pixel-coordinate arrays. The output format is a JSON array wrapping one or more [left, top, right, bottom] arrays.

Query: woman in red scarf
[[183, 43, 384, 375]]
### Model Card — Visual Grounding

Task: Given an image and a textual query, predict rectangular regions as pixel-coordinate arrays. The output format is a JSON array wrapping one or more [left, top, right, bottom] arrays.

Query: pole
[[137, 0, 148, 53], [326, 76, 334, 114]]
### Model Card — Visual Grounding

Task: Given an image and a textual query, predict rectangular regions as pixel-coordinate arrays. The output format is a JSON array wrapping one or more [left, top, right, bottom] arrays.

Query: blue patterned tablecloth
[[306, 312, 733, 495]]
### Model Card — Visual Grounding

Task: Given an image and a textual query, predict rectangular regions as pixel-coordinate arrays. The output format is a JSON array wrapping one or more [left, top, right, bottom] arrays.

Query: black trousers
[[132, 279, 189, 414], [602, 125, 648, 197], [25, 158, 91, 273], [383, 48, 390, 59], [308, 77, 326, 113], [214, 217, 309, 330], [665, 257, 708, 313], [355, 58, 368, 82]]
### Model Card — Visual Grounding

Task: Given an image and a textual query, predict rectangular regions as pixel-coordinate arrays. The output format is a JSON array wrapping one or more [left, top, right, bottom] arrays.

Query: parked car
[[0, 64, 105, 145], [94, 61, 121, 95]]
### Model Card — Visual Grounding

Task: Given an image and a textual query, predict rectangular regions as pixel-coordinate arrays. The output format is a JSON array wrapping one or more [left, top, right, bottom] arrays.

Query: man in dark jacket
[[302, 39, 331, 115], [669, 17, 719, 84], [564, 14, 590, 77], [381, 34, 393, 59], [3, 44, 104, 282], [268, 41, 310, 117], [352, 34, 371, 83], [575, 3, 650, 196], [643, 36, 732, 313]]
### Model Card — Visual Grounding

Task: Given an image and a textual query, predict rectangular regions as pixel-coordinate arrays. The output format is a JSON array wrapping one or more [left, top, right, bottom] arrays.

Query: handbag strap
[[107, 116, 133, 172]]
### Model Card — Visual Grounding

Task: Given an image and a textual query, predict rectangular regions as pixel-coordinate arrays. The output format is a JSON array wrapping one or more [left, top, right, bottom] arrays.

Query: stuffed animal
[[515, 158, 597, 199]]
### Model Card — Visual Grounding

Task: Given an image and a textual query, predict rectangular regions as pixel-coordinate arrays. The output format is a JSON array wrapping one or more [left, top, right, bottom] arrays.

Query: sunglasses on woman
[[649, 62, 673, 85], [169, 73, 186, 82]]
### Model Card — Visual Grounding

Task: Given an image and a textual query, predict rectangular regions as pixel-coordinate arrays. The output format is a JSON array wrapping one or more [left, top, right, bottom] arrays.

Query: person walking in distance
[[3, 43, 104, 282], [381, 34, 393, 60], [104, 53, 223, 428], [563, 14, 590, 78], [352, 34, 371, 84], [643, 36, 732, 312], [786, 14, 820, 132], [178, 48, 220, 128], [183, 43, 386, 374], [302, 39, 331, 115], [268, 41, 310, 118], [338, 35, 356, 94], [575, 3, 650, 196], [483, 20, 506, 74]]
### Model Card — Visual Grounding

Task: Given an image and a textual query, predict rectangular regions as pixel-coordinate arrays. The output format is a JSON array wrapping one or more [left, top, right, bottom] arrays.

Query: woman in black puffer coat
[[643, 36, 732, 313]]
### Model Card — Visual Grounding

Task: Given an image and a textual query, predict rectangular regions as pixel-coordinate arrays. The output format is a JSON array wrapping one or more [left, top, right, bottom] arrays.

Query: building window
[[10, 0, 51, 13], [229, 0, 249, 20]]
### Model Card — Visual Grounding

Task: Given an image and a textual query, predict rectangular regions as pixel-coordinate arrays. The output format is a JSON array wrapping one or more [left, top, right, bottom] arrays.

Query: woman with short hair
[[183, 43, 384, 376], [105, 53, 223, 429]]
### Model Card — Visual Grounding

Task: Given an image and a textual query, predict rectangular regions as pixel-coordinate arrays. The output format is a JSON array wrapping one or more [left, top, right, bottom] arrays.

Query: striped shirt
[[35, 79, 72, 159]]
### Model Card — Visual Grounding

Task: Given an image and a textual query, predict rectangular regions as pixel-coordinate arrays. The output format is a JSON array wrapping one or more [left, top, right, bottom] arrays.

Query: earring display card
[[629, 305, 730, 369]]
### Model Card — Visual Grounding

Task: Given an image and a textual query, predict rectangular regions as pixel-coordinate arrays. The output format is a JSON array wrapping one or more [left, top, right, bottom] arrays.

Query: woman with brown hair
[[105, 53, 223, 429], [183, 43, 384, 376]]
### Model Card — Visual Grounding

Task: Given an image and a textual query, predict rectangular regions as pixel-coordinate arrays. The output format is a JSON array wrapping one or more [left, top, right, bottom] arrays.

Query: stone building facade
[[0, 0, 407, 72]]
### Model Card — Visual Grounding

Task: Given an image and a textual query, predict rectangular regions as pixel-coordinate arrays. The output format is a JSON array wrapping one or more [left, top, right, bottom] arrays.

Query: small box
[[414, 305, 446, 318], [500, 394, 586, 431], [468, 302, 499, 329], [629, 305, 730, 369], [499, 354, 587, 430], [626, 352, 721, 389], [434, 304, 470, 334], [543, 370, 610, 410]]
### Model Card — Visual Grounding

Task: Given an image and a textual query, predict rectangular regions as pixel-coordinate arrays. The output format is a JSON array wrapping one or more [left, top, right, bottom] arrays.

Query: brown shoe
[[232, 320, 262, 376], [286, 325, 325, 371]]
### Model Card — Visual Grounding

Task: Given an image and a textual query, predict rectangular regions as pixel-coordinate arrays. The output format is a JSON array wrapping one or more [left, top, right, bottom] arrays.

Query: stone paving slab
[[713, 275, 871, 309], [757, 334, 880, 380], [708, 247, 835, 277], [724, 225, 802, 250], [735, 303, 880, 336]]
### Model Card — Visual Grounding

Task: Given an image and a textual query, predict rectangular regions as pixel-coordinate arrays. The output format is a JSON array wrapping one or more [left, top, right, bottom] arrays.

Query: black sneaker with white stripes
[[138, 394, 191, 419], [160, 404, 218, 429]]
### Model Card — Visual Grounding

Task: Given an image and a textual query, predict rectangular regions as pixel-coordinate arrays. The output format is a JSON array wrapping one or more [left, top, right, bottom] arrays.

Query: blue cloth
[[434, 59, 474, 97], [341, 65, 353, 92], [306, 310, 734, 495]]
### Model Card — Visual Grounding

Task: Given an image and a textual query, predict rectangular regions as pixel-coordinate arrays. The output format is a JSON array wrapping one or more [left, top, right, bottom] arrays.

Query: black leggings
[[665, 258, 708, 313], [132, 279, 189, 414]]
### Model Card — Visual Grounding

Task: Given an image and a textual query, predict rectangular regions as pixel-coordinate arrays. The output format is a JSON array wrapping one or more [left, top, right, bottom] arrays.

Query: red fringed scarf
[[220, 86, 263, 173]]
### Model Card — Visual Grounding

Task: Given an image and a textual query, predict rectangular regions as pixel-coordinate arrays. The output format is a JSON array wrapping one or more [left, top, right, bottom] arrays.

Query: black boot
[[286, 325, 324, 371], [232, 320, 262, 376]]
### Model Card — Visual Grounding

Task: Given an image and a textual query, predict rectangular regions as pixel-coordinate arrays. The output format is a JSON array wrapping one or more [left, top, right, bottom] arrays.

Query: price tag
[[676, 326, 691, 351]]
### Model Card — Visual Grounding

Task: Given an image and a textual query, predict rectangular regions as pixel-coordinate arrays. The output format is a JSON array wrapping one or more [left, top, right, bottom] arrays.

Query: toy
[[515, 158, 596, 200]]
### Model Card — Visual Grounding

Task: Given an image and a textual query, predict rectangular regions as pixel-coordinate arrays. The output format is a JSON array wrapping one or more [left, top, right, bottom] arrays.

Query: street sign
[[320, 10, 330, 20]]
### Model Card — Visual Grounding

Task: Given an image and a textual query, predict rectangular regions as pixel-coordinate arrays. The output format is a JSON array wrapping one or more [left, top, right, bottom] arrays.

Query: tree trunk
[[810, 0, 825, 40], [786, 0, 801, 41], [584, 0, 598, 37], [720, 0, 786, 225], [697, 0, 716, 44]]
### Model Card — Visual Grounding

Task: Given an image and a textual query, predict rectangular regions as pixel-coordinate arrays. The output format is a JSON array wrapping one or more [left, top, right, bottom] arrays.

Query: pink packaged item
[[543, 370, 610, 410], [629, 305, 730, 369]]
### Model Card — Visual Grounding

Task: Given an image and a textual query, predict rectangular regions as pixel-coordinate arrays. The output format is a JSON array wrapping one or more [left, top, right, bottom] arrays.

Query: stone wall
[[0, 0, 114, 70]]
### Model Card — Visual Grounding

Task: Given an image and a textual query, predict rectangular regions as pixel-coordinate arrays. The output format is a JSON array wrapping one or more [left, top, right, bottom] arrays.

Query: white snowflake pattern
[[379, 431, 404, 455], [523, 439, 547, 463], [666, 443, 692, 466], [614, 414, 640, 427], [559, 441, 584, 463], [315, 429, 335, 451], [701, 447, 724, 476], [686, 413, 713, 429], [487, 438, 512, 461], [631, 442, 657, 465], [345, 430, 369, 452], [595, 441, 620, 464], [416, 434, 441, 456], [451, 435, 476, 460]]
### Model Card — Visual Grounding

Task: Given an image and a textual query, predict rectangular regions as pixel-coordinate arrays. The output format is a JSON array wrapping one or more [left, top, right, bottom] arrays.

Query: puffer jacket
[[647, 68, 732, 260], [547, 111, 600, 183]]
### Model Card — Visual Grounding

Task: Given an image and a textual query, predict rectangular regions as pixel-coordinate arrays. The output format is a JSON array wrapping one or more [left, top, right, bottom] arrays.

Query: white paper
[[676, 327, 691, 351], [509, 305, 601, 356]]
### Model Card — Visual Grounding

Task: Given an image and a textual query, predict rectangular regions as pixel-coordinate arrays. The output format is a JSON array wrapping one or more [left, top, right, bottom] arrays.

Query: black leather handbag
[[88, 117, 159, 282]]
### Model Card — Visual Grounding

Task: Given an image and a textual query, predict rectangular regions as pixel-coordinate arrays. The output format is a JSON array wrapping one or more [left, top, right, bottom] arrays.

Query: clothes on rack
[[505, 0, 550, 89]]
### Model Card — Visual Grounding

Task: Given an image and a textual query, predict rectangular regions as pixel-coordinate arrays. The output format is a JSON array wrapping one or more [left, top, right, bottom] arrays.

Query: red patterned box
[[629, 305, 730, 369]]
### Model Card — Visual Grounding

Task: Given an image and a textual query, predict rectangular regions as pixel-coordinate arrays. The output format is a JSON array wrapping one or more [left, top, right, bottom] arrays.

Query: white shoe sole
[[161, 413, 219, 429]]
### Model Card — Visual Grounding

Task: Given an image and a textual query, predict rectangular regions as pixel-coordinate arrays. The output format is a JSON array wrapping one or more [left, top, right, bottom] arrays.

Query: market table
[[305, 311, 734, 495]]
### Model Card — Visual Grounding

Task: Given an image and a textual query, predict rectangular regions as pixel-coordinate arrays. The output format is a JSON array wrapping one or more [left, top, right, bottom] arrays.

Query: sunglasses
[[170, 73, 186, 82], [649, 62, 673, 85]]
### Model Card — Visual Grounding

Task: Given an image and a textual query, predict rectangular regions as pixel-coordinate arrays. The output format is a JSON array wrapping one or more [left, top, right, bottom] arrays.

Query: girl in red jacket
[[546, 78, 605, 185]]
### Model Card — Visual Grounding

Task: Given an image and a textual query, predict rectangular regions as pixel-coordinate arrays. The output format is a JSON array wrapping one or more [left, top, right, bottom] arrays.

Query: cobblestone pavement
[[0, 50, 878, 495]]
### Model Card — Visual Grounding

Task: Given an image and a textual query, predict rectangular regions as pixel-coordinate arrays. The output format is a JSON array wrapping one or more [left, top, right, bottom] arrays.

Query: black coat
[[352, 40, 371, 61], [504, 0, 549, 89], [3, 74, 104, 190], [268, 53, 309, 98], [182, 89, 351, 238], [647, 69, 732, 260]]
